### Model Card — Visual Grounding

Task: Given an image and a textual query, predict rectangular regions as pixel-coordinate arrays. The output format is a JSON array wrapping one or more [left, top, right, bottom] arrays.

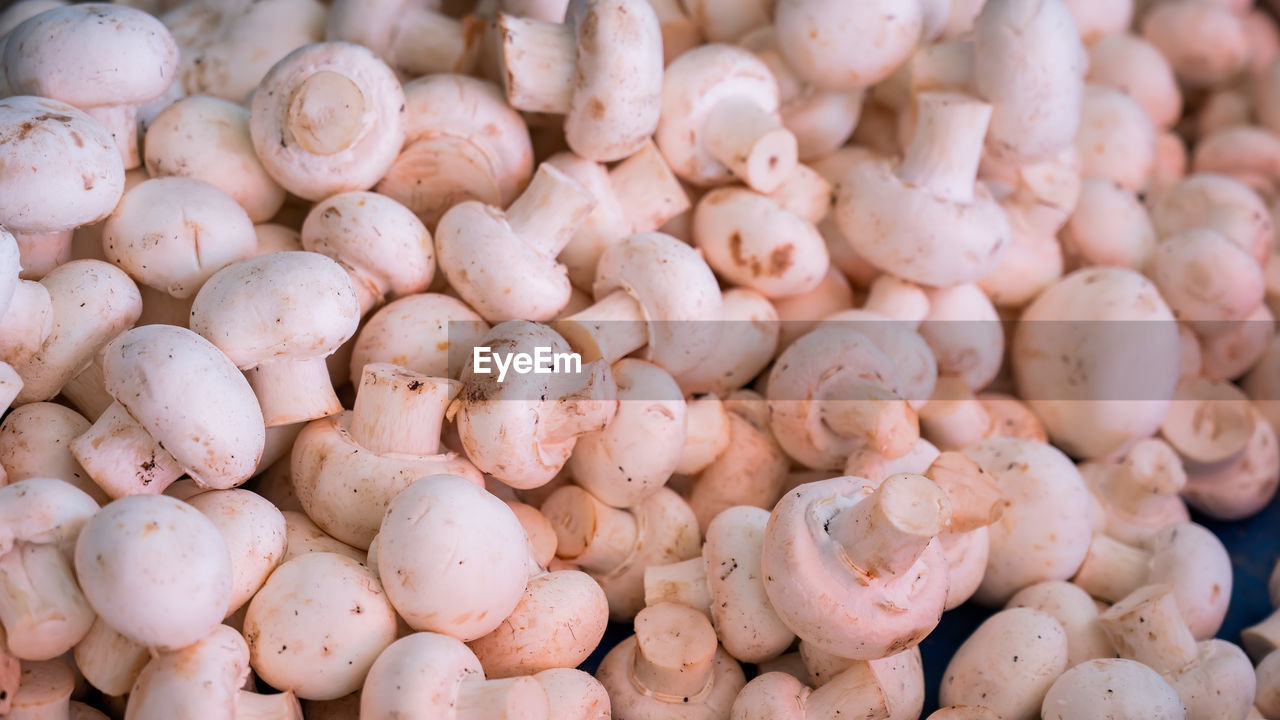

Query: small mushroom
[[1080, 438, 1190, 546], [0, 402, 106, 505], [360, 632, 550, 720], [1074, 84, 1157, 192], [685, 396, 790, 531], [595, 602, 745, 720], [244, 552, 398, 701], [1086, 32, 1181, 130], [73, 617, 149, 698], [1148, 173, 1274, 267], [377, 475, 531, 641], [249, 42, 406, 201], [3, 4, 179, 168], [73, 494, 232, 650], [693, 187, 829, 298], [68, 324, 266, 499], [940, 607, 1069, 719], [189, 251, 361, 427], [762, 474, 951, 660], [773, 0, 922, 92], [1006, 581, 1115, 669], [731, 665, 890, 720], [499, 0, 663, 161], [1141, 0, 1248, 88], [1256, 651, 1280, 719], [349, 293, 489, 382], [676, 289, 780, 398], [1059, 178, 1157, 270], [326, 0, 481, 78], [1041, 658, 1185, 719], [533, 668, 610, 720], [186, 489, 287, 618]]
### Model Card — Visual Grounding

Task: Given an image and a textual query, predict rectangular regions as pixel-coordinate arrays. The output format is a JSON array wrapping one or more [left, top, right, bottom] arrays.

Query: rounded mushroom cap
[[1074, 84, 1156, 192], [693, 187, 829, 298], [1012, 267, 1180, 460], [143, 94, 286, 224], [377, 475, 530, 641], [1148, 522, 1232, 640], [0, 96, 124, 234], [1059, 177, 1156, 270], [1141, 0, 1247, 88], [3, 4, 179, 107], [705, 505, 796, 663], [1086, 33, 1181, 130], [250, 41, 406, 201], [774, 0, 923, 91], [940, 607, 1069, 717], [0, 477, 99, 554], [100, 324, 266, 490], [125, 623, 248, 720], [1148, 228, 1264, 324], [349, 293, 489, 381], [761, 476, 950, 659], [189, 251, 361, 368], [1041, 658, 1185, 719], [186, 489, 287, 615], [731, 672, 807, 720], [591, 232, 723, 375], [323, 0, 413, 62], [534, 668, 611, 720], [244, 551, 398, 700], [102, 176, 257, 299], [963, 437, 1092, 605], [655, 44, 783, 187], [1006, 580, 1115, 668], [73, 494, 232, 650], [1148, 173, 1274, 267]]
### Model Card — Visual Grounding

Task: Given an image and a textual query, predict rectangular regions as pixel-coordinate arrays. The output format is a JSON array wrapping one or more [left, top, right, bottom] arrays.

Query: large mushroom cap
[[101, 324, 266, 490], [3, 3, 179, 107], [1042, 658, 1185, 719], [0, 96, 123, 234]]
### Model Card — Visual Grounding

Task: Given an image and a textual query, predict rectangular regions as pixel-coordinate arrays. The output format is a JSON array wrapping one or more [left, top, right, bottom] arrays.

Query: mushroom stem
[[925, 452, 1006, 533], [897, 92, 992, 204], [819, 375, 919, 460], [0, 363, 21, 413], [85, 104, 140, 170], [1099, 584, 1198, 676], [910, 40, 975, 95], [498, 13, 577, 114], [59, 360, 111, 423], [643, 558, 712, 617], [236, 689, 303, 720], [7, 659, 73, 720], [457, 675, 547, 720], [0, 544, 94, 661], [390, 10, 473, 77], [346, 271, 385, 319], [807, 662, 890, 719], [828, 473, 950, 578], [1242, 608, 1280, 662], [348, 364, 457, 456], [244, 356, 344, 427], [12, 230, 72, 281], [555, 290, 649, 366], [539, 358, 617, 445], [71, 401, 184, 499], [542, 486, 639, 573], [73, 618, 149, 697], [1104, 439, 1187, 516], [1071, 535, 1152, 603], [506, 165, 596, 258], [917, 375, 992, 451], [609, 141, 691, 234], [285, 70, 368, 156], [703, 96, 797, 193], [630, 603, 718, 701]]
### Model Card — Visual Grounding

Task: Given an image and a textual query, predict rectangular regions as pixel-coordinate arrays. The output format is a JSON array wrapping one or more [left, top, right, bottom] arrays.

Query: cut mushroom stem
[[924, 451, 1006, 533], [609, 141, 691, 234], [1242, 609, 1280, 661], [499, 14, 576, 114], [538, 359, 618, 445], [456, 676, 546, 720], [8, 659, 73, 720], [1161, 378, 1255, 473], [828, 473, 951, 578], [507, 165, 596, 258], [347, 363, 458, 456], [643, 557, 713, 617], [703, 97, 796, 194], [73, 618, 149, 697], [71, 401, 183, 498], [1071, 535, 1151, 603], [1105, 439, 1188, 516], [86, 105, 141, 170], [542, 486, 639, 573], [631, 603, 718, 700], [556, 290, 649, 366], [244, 356, 342, 428], [897, 92, 992, 204], [1099, 583, 1198, 676], [286, 71, 368, 156], [819, 375, 919, 460]]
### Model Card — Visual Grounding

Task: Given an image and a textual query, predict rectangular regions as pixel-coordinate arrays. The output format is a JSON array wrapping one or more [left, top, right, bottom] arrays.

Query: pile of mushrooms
[[4, 0, 1280, 718]]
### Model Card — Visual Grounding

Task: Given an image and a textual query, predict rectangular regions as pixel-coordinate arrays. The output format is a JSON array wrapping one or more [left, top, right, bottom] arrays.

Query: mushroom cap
[[675, 287, 779, 397], [100, 324, 266, 490], [824, 309, 939, 411], [761, 476, 949, 659], [655, 44, 782, 187], [189, 251, 361, 368], [377, 475, 531, 641], [731, 672, 808, 720], [564, 0, 663, 162], [102, 176, 257, 299], [0, 228, 17, 314], [0, 477, 98, 555], [1012, 267, 1180, 460], [940, 607, 1069, 717], [186, 489, 287, 615], [244, 551, 398, 700], [594, 625, 746, 719], [1148, 228, 1264, 324], [125, 623, 250, 720], [534, 668, 611, 720], [323, 0, 416, 62], [349, 293, 490, 381], [1041, 658, 1185, 720], [1086, 33, 1181, 130], [4, 4, 179, 107], [73, 494, 232, 650], [592, 232, 724, 375], [693, 187, 829, 298], [249, 42, 406, 201], [1148, 173, 1274, 267], [774, 0, 923, 91], [143, 94, 286, 224], [705, 505, 796, 663], [1074, 84, 1156, 192], [0, 96, 124, 234], [836, 157, 1010, 287], [0, 402, 105, 504], [1148, 522, 1232, 640], [300, 191, 435, 305], [1006, 580, 1116, 669], [963, 437, 1092, 605]]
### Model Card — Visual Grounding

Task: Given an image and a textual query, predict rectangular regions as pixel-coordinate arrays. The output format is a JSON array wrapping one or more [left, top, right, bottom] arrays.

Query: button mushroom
[[1040, 658, 1185, 720], [940, 607, 1069, 719]]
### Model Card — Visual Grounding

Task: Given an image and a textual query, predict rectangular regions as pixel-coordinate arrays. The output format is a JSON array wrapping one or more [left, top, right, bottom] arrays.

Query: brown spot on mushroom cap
[[768, 244, 794, 276]]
